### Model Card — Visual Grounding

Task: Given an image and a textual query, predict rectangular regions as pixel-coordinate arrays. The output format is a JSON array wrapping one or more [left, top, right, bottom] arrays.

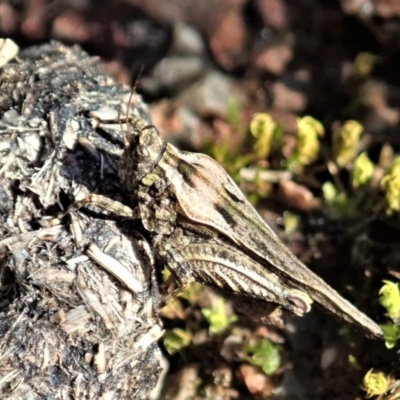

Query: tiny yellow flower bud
[[250, 113, 277, 160], [295, 116, 324, 167]]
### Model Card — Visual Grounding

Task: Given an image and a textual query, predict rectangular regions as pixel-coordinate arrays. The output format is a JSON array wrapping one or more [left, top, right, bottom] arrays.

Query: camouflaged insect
[[79, 118, 382, 338]]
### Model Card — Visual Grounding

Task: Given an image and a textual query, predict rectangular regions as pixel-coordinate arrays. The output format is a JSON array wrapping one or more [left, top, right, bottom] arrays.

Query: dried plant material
[[238, 363, 273, 396], [278, 180, 320, 211], [0, 38, 18, 67], [161, 364, 200, 400], [0, 42, 161, 399], [86, 243, 144, 293]]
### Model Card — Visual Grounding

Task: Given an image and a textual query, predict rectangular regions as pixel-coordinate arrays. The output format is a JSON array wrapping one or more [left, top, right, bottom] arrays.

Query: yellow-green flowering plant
[[288, 115, 324, 172], [381, 157, 400, 213], [379, 281, 400, 320], [333, 120, 363, 167], [249, 113, 277, 160], [362, 369, 391, 398], [351, 152, 374, 189], [379, 281, 400, 348]]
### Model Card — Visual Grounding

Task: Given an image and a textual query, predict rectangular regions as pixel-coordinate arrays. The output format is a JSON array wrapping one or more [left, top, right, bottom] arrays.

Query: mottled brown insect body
[[80, 117, 383, 338]]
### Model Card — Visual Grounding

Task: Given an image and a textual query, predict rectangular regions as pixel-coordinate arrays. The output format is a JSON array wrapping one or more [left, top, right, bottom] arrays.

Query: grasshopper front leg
[[73, 194, 140, 219]]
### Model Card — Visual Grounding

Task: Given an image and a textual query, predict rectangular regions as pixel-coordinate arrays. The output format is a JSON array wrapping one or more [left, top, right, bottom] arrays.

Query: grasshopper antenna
[[119, 65, 145, 147]]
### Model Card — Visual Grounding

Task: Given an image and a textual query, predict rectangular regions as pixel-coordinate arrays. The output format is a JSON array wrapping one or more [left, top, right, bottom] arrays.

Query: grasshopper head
[[119, 122, 166, 191]]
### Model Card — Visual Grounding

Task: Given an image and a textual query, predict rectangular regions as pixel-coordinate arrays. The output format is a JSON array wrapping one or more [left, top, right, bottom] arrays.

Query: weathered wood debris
[[0, 40, 163, 399]]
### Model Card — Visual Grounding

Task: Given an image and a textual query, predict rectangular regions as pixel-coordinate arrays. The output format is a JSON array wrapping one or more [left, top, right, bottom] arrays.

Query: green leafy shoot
[[379, 280, 400, 320], [201, 298, 237, 335], [201, 96, 252, 180], [322, 181, 350, 219], [380, 324, 400, 349], [322, 169, 374, 219], [244, 339, 281, 376], [205, 132, 254, 182], [378, 281, 400, 348], [163, 328, 193, 355]]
